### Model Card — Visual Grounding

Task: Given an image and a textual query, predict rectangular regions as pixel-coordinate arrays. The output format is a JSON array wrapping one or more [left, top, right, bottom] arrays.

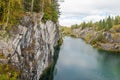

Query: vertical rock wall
[[0, 14, 60, 80]]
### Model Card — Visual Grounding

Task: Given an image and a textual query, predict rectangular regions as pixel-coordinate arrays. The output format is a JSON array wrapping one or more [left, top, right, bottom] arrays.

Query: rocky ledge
[[72, 27, 120, 52]]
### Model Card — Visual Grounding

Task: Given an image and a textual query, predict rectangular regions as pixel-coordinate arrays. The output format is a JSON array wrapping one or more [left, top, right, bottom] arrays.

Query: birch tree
[[31, 0, 34, 12]]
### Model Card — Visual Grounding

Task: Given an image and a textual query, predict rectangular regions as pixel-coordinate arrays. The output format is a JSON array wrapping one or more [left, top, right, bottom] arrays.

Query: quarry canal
[[53, 37, 120, 80]]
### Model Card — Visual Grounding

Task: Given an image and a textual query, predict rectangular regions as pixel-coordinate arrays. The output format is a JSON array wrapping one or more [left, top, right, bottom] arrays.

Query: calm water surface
[[54, 37, 120, 80]]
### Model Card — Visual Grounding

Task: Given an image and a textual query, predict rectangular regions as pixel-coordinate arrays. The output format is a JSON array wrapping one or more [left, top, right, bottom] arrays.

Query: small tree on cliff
[[106, 16, 113, 30], [114, 16, 119, 25]]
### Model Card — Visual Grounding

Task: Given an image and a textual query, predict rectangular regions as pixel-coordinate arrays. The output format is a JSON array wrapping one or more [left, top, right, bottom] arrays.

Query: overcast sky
[[58, 0, 120, 26]]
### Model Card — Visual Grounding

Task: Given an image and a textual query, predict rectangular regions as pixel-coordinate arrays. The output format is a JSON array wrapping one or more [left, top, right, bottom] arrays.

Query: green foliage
[[33, 0, 41, 12], [80, 22, 87, 29], [0, 5, 3, 21], [0, 64, 20, 80], [0, 0, 59, 31], [87, 21, 93, 27], [114, 16, 119, 25], [43, 0, 59, 22], [57, 37, 63, 46], [71, 21, 94, 29], [112, 25, 120, 32], [0, 0, 23, 30], [92, 32, 106, 45], [23, 0, 41, 12], [71, 24, 80, 29], [71, 16, 120, 31], [22, 0, 31, 11], [0, 53, 5, 59], [106, 16, 113, 30], [60, 26, 72, 36], [40, 63, 54, 80], [60, 26, 77, 37], [96, 16, 114, 30]]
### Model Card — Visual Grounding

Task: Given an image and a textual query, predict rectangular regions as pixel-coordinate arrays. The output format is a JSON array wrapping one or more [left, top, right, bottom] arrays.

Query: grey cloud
[[59, 0, 120, 26]]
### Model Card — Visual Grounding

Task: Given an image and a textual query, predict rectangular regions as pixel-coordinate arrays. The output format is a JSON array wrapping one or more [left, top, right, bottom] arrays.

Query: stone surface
[[72, 27, 120, 52], [0, 13, 60, 80]]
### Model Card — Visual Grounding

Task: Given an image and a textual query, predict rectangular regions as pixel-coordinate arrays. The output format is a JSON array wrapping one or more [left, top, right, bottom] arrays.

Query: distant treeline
[[71, 16, 120, 31]]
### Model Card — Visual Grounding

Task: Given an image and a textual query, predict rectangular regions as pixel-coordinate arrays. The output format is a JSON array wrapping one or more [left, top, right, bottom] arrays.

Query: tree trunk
[[31, 0, 34, 12], [4, 0, 10, 29]]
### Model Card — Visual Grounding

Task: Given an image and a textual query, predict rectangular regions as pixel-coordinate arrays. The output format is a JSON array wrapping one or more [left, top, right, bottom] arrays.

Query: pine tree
[[98, 20, 103, 30], [87, 21, 93, 27], [106, 16, 113, 30], [81, 22, 87, 29], [102, 19, 106, 29], [114, 16, 119, 25]]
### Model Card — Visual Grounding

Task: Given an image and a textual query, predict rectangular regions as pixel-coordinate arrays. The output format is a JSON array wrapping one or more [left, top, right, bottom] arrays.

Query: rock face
[[72, 27, 120, 52], [0, 14, 60, 80]]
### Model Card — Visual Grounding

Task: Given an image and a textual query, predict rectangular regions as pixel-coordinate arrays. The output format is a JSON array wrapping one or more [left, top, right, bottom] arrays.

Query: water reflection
[[40, 44, 61, 80], [96, 50, 120, 80], [54, 37, 120, 80]]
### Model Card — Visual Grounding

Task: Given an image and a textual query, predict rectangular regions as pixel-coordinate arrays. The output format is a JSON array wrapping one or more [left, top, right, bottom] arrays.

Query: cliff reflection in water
[[40, 43, 61, 80]]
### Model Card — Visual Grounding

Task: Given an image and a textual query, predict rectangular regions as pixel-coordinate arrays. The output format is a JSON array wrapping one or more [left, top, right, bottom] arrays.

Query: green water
[[54, 37, 120, 80]]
